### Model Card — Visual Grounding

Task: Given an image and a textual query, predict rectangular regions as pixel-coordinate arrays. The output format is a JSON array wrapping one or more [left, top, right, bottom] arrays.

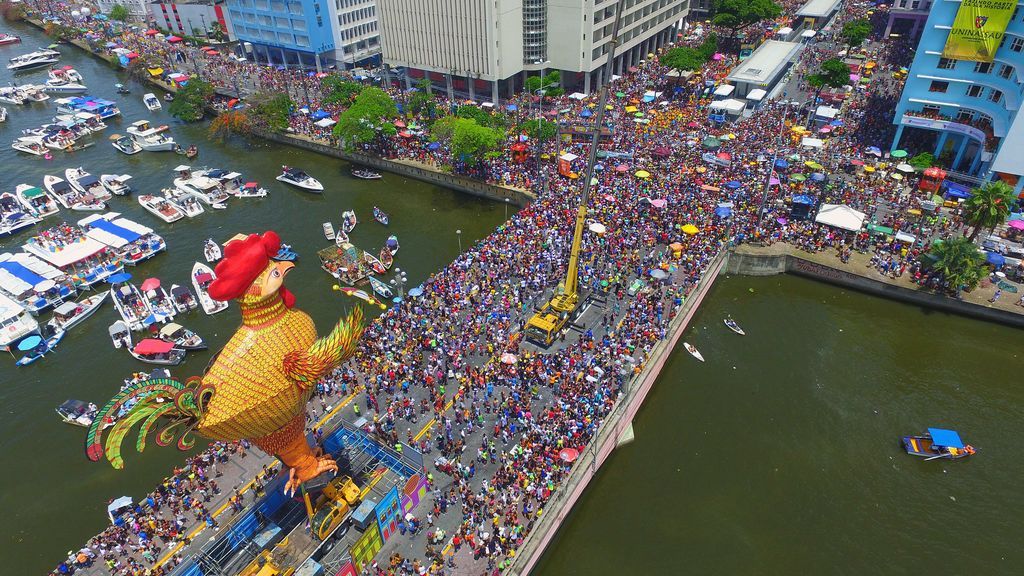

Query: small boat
[[111, 280, 153, 332], [20, 85, 50, 103], [108, 320, 130, 349], [902, 428, 976, 460], [0, 33, 21, 47], [724, 317, 745, 335], [110, 134, 142, 155], [65, 167, 111, 201], [276, 165, 323, 192], [341, 210, 357, 233], [0, 86, 25, 105], [48, 67, 83, 84], [684, 342, 704, 362], [100, 174, 133, 196], [46, 291, 107, 333], [211, 202, 227, 210], [373, 206, 389, 226], [127, 120, 176, 152], [335, 286, 387, 309], [42, 80, 87, 94], [43, 175, 80, 209], [143, 92, 161, 111], [386, 235, 399, 255], [7, 51, 59, 72], [169, 284, 198, 314], [130, 338, 186, 366], [192, 262, 228, 315], [12, 136, 47, 155], [156, 322, 206, 350], [351, 168, 382, 180], [323, 222, 336, 241], [0, 192, 39, 236], [364, 251, 386, 275], [138, 194, 184, 223], [164, 93, 174, 102], [56, 399, 102, 428], [162, 187, 204, 218], [379, 246, 393, 271], [335, 229, 349, 246], [15, 183, 59, 218], [184, 144, 198, 159], [139, 277, 176, 324], [115, 83, 130, 95], [203, 239, 222, 263], [235, 181, 267, 198], [274, 244, 298, 261], [15, 325, 64, 366], [0, 106, 6, 122], [367, 276, 394, 300]]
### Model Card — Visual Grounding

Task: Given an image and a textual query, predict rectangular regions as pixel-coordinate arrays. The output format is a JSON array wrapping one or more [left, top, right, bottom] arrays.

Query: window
[[956, 110, 974, 123], [966, 84, 983, 97], [928, 80, 949, 93], [999, 64, 1014, 79], [1013, 37, 1024, 52], [937, 57, 956, 69], [989, 89, 1003, 102], [974, 61, 992, 74], [922, 104, 940, 115]]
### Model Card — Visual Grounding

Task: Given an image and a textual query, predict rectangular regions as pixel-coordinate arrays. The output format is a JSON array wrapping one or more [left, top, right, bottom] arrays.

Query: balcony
[[900, 110, 999, 151]]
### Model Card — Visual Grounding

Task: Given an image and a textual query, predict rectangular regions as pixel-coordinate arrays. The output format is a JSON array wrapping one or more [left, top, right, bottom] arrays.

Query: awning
[[147, 67, 164, 77], [568, 92, 587, 100], [815, 105, 840, 119], [866, 223, 894, 235], [777, 27, 793, 36], [134, 339, 174, 355], [815, 204, 866, 231], [315, 118, 336, 127], [746, 88, 767, 101], [927, 428, 964, 449], [894, 231, 916, 243], [801, 137, 824, 148], [713, 84, 735, 97]]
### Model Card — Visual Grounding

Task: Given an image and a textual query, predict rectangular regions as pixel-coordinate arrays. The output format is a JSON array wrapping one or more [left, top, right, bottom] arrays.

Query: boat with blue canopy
[[902, 428, 975, 460]]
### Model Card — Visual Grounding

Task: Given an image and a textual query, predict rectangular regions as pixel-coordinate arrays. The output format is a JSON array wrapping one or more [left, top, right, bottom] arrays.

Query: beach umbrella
[[864, 165, 875, 173], [986, 252, 1006, 266], [108, 272, 132, 284], [1008, 220, 1024, 230], [702, 136, 720, 149], [589, 177, 599, 186], [896, 163, 914, 173], [774, 159, 789, 169], [681, 224, 699, 235], [769, 177, 781, 185], [712, 52, 724, 60], [715, 205, 732, 217], [865, 146, 882, 156], [588, 222, 607, 234], [615, 91, 626, 98], [559, 448, 579, 463], [17, 335, 42, 352], [790, 174, 807, 182], [687, 121, 700, 128], [407, 287, 424, 297], [580, 108, 593, 118], [500, 352, 517, 365], [788, 153, 802, 161], [777, 217, 788, 225], [140, 278, 160, 291], [650, 269, 669, 279], [635, 170, 651, 179], [696, 166, 707, 173], [810, 172, 826, 182], [891, 173, 904, 181], [725, 180, 742, 189], [648, 198, 668, 208], [804, 161, 823, 170], [849, 159, 865, 166], [891, 149, 908, 158], [615, 164, 629, 173]]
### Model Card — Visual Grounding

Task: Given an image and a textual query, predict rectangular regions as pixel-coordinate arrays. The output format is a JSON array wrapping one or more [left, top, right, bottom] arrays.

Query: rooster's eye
[[272, 269, 281, 278]]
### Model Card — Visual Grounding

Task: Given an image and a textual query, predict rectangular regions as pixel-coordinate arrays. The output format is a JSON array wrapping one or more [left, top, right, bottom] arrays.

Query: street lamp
[[389, 267, 408, 298], [456, 229, 462, 252], [504, 197, 510, 219]]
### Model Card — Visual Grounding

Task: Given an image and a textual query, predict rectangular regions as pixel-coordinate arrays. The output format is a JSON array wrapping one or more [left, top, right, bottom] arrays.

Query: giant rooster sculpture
[[86, 231, 364, 494]]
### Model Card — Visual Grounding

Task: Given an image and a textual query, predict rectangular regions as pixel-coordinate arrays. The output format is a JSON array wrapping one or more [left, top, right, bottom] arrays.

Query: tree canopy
[[408, 78, 438, 117], [525, 71, 564, 96], [712, 0, 782, 37], [321, 76, 364, 105], [908, 152, 935, 171], [929, 237, 987, 295], [523, 118, 558, 142], [807, 59, 851, 100], [109, 4, 130, 22], [840, 19, 872, 50], [168, 78, 213, 122], [332, 86, 398, 148], [250, 92, 293, 132], [660, 47, 706, 73], [430, 117, 505, 166], [963, 181, 1016, 240]]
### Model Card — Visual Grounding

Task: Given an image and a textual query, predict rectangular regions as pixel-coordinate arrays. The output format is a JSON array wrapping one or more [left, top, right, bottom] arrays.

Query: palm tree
[[929, 237, 986, 297], [963, 181, 1016, 241]]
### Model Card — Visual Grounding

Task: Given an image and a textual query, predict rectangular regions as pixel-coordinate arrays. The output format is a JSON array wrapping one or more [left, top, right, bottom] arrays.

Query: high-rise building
[[892, 0, 1024, 193], [148, 1, 232, 40], [97, 0, 151, 19], [224, 0, 379, 70], [882, 0, 933, 41], [376, 0, 689, 101]]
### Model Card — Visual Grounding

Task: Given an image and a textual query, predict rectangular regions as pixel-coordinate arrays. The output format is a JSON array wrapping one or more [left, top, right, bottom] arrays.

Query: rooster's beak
[[276, 261, 295, 276]]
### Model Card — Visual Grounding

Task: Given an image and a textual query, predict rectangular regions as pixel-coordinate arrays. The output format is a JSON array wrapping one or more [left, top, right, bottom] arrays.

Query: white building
[[148, 1, 231, 39], [97, 0, 151, 19], [377, 0, 689, 101]]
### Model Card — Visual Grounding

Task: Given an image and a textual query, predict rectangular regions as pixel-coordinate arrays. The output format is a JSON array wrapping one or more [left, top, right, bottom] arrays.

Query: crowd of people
[[32, 1, 1024, 575]]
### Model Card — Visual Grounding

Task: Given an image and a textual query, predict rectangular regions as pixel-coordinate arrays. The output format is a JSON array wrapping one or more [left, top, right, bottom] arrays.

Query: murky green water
[[0, 20, 507, 573], [534, 274, 1024, 575]]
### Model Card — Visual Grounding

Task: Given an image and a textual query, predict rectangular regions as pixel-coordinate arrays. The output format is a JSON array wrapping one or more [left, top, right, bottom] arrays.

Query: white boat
[[139, 278, 176, 324], [0, 292, 39, 348], [335, 229, 349, 246], [0, 33, 20, 47], [56, 399, 102, 428], [276, 165, 323, 192], [7, 51, 59, 72], [341, 210, 357, 233], [43, 81, 88, 94], [138, 194, 184, 223], [351, 168, 382, 180], [65, 167, 112, 201], [169, 284, 198, 314], [111, 134, 142, 155], [234, 181, 267, 198], [129, 337, 186, 366], [48, 67, 84, 84], [20, 85, 50, 103], [126, 120, 176, 152], [173, 166, 229, 205], [46, 290, 107, 333], [368, 276, 394, 300], [143, 93, 162, 111], [108, 319, 129, 349], [157, 322, 206, 350], [323, 222, 336, 240], [192, 262, 227, 315], [684, 342, 705, 362], [43, 174, 100, 211], [111, 280, 153, 332], [69, 111, 106, 132], [0, 86, 25, 105], [724, 317, 745, 335], [0, 251, 76, 315], [203, 239, 222, 263], [12, 136, 47, 155], [100, 174, 133, 196], [0, 106, 6, 122], [53, 97, 76, 114], [15, 183, 59, 218], [0, 192, 40, 236], [41, 130, 76, 151], [386, 235, 399, 255], [15, 324, 64, 366], [162, 187, 204, 218]]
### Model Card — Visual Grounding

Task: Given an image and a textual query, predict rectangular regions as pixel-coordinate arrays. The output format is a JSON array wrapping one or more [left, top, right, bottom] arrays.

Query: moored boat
[[65, 167, 112, 201], [0, 292, 39, 349], [341, 210, 357, 233], [386, 235, 399, 255], [7, 50, 59, 72], [724, 317, 745, 335], [46, 290, 108, 333], [15, 183, 59, 219], [367, 275, 394, 300], [276, 165, 323, 192], [351, 168, 382, 180], [12, 135, 47, 155], [192, 262, 227, 315], [130, 338, 186, 366], [108, 319, 130, 349], [138, 194, 184, 223], [56, 399, 102, 428], [100, 174, 133, 196], [143, 93, 161, 111], [902, 428, 976, 460], [684, 342, 704, 362], [162, 187, 204, 218], [110, 134, 142, 155], [379, 246, 393, 271], [15, 324, 64, 366], [0, 251, 76, 314], [323, 222, 336, 241], [203, 239, 222, 263], [156, 322, 206, 350], [77, 212, 166, 266], [126, 119, 176, 152], [373, 206, 389, 226], [111, 279, 153, 332], [234, 181, 267, 198], [169, 284, 198, 314], [0, 192, 39, 236], [139, 277, 176, 323], [364, 251, 386, 275], [0, 33, 20, 46]]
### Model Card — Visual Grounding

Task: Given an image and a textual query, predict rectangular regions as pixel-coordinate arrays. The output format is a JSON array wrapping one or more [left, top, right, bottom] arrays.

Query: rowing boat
[[724, 317, 745, 335], [684, 342, 704, 362]]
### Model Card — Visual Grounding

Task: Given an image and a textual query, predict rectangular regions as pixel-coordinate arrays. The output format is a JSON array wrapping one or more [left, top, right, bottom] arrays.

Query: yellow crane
[[524, 0, 626, 346]]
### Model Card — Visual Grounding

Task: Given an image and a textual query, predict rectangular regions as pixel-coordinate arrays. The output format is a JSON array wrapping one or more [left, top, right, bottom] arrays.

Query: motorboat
[[0, 106, 6, 122], [20, 85, 50, 102], [323, 222, 336, 241], [48, 67, 83, 84], [46, 290, 108, 333], [42, 80, 88, 94], [0, 292, 39, 348], [367, 276, 394, 300], [115, 83, 130, 95], [386, 235, 399, 255], [0, 33, 20, 47], [62, 111, 105, 132], [162, 187, 205, 218], [724, 317, 745, 335], [0, 251, 75, 314], [0, 192, 40, 236], [341, 210, 357, 233], [111, 280, 153, 332], [130, 337, 186, 366], [169, 284, 198, 313], [100, 174, 133, 196], [66, 167, 112, 201], [203, 239, 222, 263], [684, 342, 705, 362], [111, 134, 142, 155], [351, 168, 382, 180], [77, 213, 165, 267], [12, 136, 47, 156], [0, 86, 26, 105], [156, 322, 206, 350], [15, 183, 59, 218], [108, 319, 129, 349], [139, 277, 176, 323], [177, 144, 199, 159], [138, 194, 184, 223], [364, 251, 386, 275], [192, 262, 228, 315], [127, 120, 176, 151], [902, 428, 976, 460], [41, 129, 76, 151], [173, 166, 229, 205], [52, 97, 76, 114], [234, 181, 267, 198], [335, 229, 349, 246], [7, 51, 59, 72], [56, 399, 102, 428], [143, 93, 161, 111], [373, 206, 389, 226], [276, 165, 323, 192], [15, 324, 64, 366], [44, 174, 99, 211]]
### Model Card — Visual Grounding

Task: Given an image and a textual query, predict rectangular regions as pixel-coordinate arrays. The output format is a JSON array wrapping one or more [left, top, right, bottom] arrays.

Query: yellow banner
[[942, 0, 1016, 62]]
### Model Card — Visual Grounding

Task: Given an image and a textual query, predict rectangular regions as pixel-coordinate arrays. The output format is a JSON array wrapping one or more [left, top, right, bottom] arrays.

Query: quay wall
[[726, 248, 1024, 329], [507, 252, 728, 576]]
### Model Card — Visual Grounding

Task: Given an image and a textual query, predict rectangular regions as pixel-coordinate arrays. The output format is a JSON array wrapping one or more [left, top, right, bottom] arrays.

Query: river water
[[534, 274, 1024, 575], [0, 21, 508, 573]]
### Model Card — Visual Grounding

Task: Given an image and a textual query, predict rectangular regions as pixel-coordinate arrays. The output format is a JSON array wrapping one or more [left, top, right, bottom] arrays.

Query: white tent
[[776, 27, 793, 36], [709, 99, 745, 114], [568, 92, 587, 100], [559, 152, 579, 162], [315, 118, 336, 127], [665, 69, 694, 79], [895, 231, 916, 243], [801, 29, 817, 39], [815, 105, 840, 119], [815, 204, 866, 231], [801, 137, 824, 148], [746, 88, 767, 102], [713, 84, 735, 97]]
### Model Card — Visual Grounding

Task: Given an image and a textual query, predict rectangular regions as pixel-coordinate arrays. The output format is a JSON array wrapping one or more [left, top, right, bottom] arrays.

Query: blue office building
[[892, 1, 1024, 193]]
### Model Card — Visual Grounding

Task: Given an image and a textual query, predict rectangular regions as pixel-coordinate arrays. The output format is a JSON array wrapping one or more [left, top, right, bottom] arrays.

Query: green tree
[[660, 47, 706, 75], [807, 59, 851, 105], [908, 152, 935, 171], [456, 104, 491, 126], [332, 86, 398, 148], [525, 71, 563, 96], [250, 92, 293, 132], [929, 237, 987, 296], [962, 181, 1016, 241], [451, 119, 504, 165], [840, 19, 872, 51], [698, 33, 719, 60], [168, 78, 214, 122], [109, 4, 130, 22], [409, 78, 437, 117], [322, 76, 364, 105], [0, 1, 26, 22], [712, 0, 781, 41], [209, 22, 227, 42], [523, 118, 558, 141]]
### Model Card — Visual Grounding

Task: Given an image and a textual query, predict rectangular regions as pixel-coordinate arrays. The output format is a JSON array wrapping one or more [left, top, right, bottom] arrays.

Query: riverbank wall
[[726, 245, 1024, 329], [507, 252, 727, 576]]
